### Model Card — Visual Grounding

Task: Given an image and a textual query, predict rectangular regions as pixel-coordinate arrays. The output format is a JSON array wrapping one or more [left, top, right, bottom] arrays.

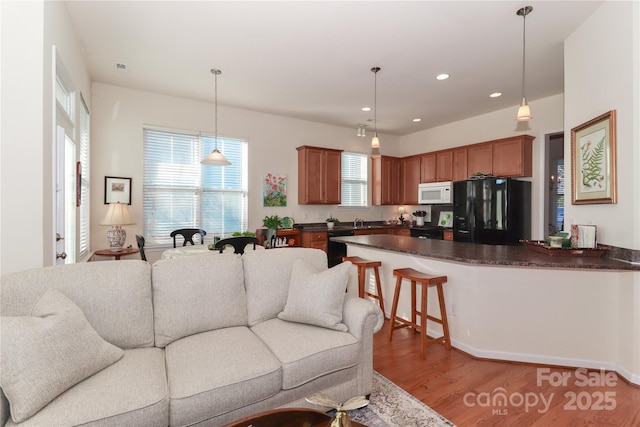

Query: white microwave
[[418, 182, 453, 204]]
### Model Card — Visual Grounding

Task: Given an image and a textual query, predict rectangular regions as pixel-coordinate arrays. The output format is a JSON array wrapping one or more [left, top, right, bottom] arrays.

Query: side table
[[94, 247, 139, 260]]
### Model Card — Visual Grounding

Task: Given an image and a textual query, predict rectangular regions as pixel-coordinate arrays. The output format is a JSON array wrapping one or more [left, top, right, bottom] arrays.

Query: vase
[[266, 228, 277, 248], [416, 217, 425, 226], [327, 222, 335, 229]]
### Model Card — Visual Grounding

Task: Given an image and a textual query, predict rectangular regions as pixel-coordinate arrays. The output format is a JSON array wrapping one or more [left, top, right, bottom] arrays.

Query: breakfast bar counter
[[333, 234, 640, 385], [331, 234, 640, 271]]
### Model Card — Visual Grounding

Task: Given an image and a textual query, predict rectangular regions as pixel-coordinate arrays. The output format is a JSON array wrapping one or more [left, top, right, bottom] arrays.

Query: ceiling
[[64, 1, 602, 136]]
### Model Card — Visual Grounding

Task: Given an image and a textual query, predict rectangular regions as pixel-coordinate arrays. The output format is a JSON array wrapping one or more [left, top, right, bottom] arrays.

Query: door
[[55, 126, 76, 264]]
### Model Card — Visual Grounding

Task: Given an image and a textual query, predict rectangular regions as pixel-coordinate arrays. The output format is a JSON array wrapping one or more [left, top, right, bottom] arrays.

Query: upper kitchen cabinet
[[492, 135, 534, 177], [467, 143, 493, 176], [452, 148, 468, 181], [401, 155, 421, 204], [372, 155, 401, 205], [297, 146, 343, 204], [420, 153, 436, 183], [436, 150, 453, 182]]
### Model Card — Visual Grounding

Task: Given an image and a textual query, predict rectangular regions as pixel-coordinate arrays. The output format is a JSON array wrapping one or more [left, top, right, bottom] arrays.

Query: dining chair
[[170, 228, 207, 248], [214, 237, 259, 255], [135, 234, 147, 261]]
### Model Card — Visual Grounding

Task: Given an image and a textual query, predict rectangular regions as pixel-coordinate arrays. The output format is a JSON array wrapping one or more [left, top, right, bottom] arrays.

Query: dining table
[[161, 244, 264, 260]]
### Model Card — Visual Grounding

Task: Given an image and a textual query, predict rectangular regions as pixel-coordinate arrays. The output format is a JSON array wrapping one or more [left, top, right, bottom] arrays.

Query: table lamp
[[100, 202, 135, 251]]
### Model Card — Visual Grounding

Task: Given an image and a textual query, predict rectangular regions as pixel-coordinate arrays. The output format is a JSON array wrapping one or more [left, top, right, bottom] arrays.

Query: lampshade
[[100, 202, 134, 226], [201, 68, 231, 166], [516, 6, 533, 121], [201, 147, 231, 166], [516, 99, 532, 121], [100, 202, 135, 252]]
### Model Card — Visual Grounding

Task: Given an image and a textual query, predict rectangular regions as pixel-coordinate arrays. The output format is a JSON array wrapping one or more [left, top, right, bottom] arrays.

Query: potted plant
[[325, 216, 339, 229], [262, 215, 282, 246], [413, 210, 427, 226]]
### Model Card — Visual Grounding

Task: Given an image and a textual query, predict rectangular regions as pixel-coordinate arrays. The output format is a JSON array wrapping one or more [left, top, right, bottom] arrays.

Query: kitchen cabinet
[[492, 135, 534, 177], [452, 148, 468, 181], [371, 155, 401, 205], [300, 230, 328, 252], [297, 146, 342, 204], [401, 155, 421, 204], [392, 228, 411, 236], [467, 143, 493, 176], [420, 153, 436, 183], [436, 150, 453, 182], [354, 228, 389, 236]]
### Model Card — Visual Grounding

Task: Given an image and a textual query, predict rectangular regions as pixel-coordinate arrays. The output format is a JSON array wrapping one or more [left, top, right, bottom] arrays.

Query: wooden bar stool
[[388, 267, 451, 359], [342, 256, 385, 316]]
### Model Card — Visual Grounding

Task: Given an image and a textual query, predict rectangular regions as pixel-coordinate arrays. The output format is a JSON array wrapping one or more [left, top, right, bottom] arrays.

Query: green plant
[[263, 215, 282, 230], [325, 216, 340, 224], [232, 231, 257, 237], [413, 210, 427, 217]]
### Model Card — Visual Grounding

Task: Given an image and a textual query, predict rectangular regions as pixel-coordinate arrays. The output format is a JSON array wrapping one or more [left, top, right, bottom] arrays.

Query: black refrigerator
[[453, 178, 531, 245]]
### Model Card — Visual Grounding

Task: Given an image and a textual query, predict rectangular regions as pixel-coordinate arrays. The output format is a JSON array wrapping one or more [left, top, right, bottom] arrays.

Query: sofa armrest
[[342, 296, 384, 339]]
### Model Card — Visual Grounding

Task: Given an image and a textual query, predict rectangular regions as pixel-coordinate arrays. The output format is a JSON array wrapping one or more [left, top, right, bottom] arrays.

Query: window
[[143, 128, 248, 247], [341, 152, 368, 207]]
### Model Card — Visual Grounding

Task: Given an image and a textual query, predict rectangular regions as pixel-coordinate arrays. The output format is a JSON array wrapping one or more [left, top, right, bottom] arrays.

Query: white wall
[[0, 1, 91, 275], [1, 1, 46, 275], [564, 0, 640, 384], [90, 83, 402, 254], [564, 1, 640, 250]]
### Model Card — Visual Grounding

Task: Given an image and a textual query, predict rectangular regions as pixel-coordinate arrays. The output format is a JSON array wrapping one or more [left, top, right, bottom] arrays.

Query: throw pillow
[[278, 259, 351, 331], [0, 288, 124, 423]]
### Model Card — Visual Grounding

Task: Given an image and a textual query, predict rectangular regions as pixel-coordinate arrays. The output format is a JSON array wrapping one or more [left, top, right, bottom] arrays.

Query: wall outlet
[[303, 212, 308, 220], [450, 303, 457, 316]]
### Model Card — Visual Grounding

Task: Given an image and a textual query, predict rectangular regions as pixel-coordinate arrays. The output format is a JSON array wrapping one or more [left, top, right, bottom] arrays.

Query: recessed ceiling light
[[412, 118, 422, 122], [490, 92, 502, 98], [361, 107, 372, 112], [435, 73, 450, 81]]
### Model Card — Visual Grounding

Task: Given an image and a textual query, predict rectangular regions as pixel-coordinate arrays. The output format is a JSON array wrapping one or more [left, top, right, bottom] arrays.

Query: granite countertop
[[294, 222, 413, 232], [331, 234, 640, 271]]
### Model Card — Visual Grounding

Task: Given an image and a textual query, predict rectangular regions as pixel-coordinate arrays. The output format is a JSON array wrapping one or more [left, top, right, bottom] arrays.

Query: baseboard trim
[[423, 327, 640, 386]]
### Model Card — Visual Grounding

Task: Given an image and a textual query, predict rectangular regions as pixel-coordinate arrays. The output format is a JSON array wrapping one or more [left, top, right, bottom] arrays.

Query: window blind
[[341, 152, 368, 207], [143, 128, 247, 247], [78, 95, 90, 258]]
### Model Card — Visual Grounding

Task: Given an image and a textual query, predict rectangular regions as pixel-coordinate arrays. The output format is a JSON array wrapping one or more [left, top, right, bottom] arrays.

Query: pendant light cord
[[211, 68, 222, 150], [521, 11, 527, 101]]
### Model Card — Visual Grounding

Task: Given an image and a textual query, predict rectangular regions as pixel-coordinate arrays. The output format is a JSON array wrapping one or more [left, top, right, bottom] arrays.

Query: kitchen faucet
[[353, 218, 364, 228]]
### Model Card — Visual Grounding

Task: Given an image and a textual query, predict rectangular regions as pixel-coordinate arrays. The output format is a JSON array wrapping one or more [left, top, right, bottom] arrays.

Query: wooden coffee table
[[221, 408, 366, 427]]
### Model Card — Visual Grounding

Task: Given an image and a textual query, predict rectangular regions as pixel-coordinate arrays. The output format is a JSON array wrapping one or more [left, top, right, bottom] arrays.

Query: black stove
[[409, 226, 444, 240]]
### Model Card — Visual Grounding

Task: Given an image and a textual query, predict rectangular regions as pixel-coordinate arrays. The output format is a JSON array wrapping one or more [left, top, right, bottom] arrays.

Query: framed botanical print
[[571, 110, 617, 204]]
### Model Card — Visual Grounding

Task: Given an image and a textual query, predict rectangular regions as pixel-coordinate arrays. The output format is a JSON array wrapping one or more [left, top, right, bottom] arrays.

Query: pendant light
[[371, 67, 381, 154], [357, 124, 366, 137], [201, 68, 231, 166], [516, 6, 533, 121]]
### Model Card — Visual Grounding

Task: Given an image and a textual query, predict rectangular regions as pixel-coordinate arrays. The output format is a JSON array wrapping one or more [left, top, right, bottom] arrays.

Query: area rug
[[343, 372, 456, 427]]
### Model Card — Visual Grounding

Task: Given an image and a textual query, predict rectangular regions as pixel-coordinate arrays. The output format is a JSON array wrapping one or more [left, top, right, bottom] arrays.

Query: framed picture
[[104, 176, 132, 205], [571, 110, 617, 205], [263, 173, 287, 207]]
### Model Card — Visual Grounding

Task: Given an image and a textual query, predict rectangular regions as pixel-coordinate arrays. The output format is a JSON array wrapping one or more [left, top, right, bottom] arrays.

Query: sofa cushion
[[3, 348, 168, 427], [0, 261, 154, 349], [278, 260, 350, 331], [152, 254, 247, 347], [0, 289, 124, 423], [165, 327, 281, 426], [243, 248, 328, 326], [251, 318, 360, 390]]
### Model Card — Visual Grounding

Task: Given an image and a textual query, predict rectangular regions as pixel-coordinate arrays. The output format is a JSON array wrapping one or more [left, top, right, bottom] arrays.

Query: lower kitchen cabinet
[[301, 230, 328, 253]]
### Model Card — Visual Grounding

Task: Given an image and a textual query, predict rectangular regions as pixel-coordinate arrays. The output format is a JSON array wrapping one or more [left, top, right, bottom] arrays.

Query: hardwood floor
[[373, 320, 640, 426]]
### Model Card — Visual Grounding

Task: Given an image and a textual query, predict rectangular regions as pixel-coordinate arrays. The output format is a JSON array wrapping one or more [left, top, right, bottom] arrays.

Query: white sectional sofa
[[0, 248, 383, 426]]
